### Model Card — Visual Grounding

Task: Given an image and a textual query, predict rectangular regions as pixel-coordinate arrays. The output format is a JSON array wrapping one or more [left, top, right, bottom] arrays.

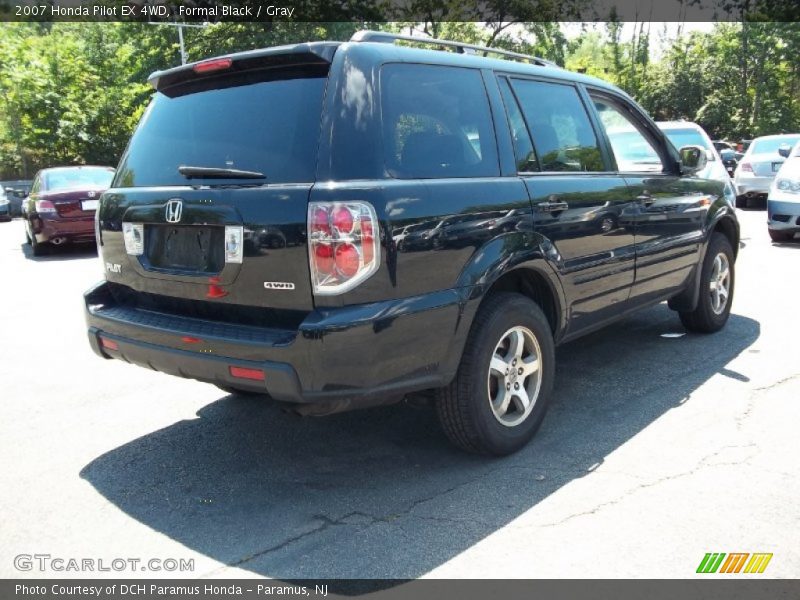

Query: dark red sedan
[[24, 166, 115, 256]]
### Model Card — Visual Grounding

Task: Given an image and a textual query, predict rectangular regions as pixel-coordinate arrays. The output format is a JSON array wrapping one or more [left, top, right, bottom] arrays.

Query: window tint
[[116, 70, 327, 187], [381, 64, 499, 179], [511, 79, 604, 172], [497, 77, 537, 172], [593, 98, 664, 173]]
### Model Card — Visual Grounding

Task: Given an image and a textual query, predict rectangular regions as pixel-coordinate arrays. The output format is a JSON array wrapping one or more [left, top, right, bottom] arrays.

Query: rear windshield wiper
[[178, 165, 266, 180]]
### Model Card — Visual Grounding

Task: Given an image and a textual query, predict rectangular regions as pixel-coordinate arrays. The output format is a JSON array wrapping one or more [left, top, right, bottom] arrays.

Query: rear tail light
[[308, 201, 380, 295], [122, 222, 144, 256], [35, 200, 56, 214], [741, 162, 753, 173]]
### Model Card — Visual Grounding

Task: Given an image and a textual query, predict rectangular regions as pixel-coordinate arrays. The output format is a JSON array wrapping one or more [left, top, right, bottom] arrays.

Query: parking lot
[[0, 208, 798, 580]]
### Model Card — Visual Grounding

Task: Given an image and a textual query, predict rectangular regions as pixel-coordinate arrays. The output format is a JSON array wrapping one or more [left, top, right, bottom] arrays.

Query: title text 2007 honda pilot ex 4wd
[[84, 31, 740, 455]]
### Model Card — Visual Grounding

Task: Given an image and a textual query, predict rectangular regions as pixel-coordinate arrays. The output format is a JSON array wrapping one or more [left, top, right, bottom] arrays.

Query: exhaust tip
[[50, 237, 67, 245]]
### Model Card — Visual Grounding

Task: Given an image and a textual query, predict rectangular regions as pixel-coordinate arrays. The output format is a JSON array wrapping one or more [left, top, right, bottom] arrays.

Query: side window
[[510, 79, 605, 172], [381, 64, 499, 179], [497, 77, 537, 172], [30, 176, 41, 194], [592, 97, 664, 173]]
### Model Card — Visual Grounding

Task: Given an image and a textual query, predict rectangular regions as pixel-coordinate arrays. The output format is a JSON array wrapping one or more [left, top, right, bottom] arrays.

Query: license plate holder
[[145, 225, 224, 273], [81, 199, 99, 211]]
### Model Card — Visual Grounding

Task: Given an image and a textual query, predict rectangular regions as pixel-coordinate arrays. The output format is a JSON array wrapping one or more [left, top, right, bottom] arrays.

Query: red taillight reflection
[[314, 243, 334, 274], [311, 207, 331, 235], [332, 206, 354, 234], [335, 243, 360, 278], [229, 366, 265, 381], [193, 58, 232, 74], [100, 337, 118, 351]]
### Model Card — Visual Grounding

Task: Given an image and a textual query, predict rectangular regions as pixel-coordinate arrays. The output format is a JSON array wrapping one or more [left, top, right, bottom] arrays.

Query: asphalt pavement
[[0, 209, 798, 580]]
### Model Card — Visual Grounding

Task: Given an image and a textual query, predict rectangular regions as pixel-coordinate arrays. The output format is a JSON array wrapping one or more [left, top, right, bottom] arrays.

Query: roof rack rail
[[350, 30, 559, 68]]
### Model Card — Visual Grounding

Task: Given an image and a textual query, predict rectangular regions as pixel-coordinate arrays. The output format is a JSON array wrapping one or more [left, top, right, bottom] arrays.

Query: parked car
[[23, 166, 115, 255], [83, 32, 739, 455], [0, 187, 10, 222], [1, 181, 32, 216], [734, 134, 800, 208], [712, 141, 739, 177], [735, 139, 752, 160], [766, 140, 800, 242], [657, 122, 737, 203]]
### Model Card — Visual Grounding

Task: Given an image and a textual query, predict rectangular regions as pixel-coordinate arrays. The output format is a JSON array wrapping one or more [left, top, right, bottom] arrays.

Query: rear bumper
[[84, 281, 477, 406], [33, 214, 95, 243], [735, 176, 773, 197]]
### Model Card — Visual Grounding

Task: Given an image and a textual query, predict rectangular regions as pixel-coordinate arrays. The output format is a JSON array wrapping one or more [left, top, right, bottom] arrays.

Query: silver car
[[734, 133, 800, 207], [658, 121, 737, 205], [767, 140, 800, 242]]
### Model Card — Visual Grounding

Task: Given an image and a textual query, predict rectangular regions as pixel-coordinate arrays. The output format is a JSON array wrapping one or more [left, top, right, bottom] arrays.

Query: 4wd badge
[[264, 282, 295, 290]]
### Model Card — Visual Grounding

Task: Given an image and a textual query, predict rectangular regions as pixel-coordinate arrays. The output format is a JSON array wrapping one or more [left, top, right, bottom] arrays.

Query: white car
[[0, 186, 11, 222], [657, 121, 737, 205], [767, 140, 800, 242], [734, 133, 800, 208]]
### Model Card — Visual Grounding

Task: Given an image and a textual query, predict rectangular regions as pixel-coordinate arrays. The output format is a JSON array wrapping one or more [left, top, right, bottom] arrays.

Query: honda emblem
[[165, 199, 183, 223]]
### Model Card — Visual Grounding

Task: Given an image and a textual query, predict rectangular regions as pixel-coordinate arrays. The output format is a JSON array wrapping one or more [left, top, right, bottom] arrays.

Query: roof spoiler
[[148, 42, 340, 92]]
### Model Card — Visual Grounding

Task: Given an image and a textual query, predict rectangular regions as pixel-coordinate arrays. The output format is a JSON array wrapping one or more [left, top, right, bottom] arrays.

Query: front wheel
[[436, 293, 555, 455], [679, 233, 735, 333]]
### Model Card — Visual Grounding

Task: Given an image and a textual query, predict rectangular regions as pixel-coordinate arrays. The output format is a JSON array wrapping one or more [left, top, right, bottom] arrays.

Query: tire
[[30, 234, 48, 257], [679, 233, 735, 333], [436, 293, 555, 456], [768, 229, 794, 243]]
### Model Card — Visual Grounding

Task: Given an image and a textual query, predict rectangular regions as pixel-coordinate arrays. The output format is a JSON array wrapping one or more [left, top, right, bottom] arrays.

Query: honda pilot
[[84, 31, 740, 455]]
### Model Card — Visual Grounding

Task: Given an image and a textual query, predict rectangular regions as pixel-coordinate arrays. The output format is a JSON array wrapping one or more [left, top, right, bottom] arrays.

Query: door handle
[[636, 193, 655, 206], [536, 201, 569, 212]]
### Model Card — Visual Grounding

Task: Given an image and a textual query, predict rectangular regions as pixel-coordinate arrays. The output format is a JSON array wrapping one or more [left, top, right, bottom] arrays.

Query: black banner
[[1, 0, 800, 23], [5, 580, 800, 600]]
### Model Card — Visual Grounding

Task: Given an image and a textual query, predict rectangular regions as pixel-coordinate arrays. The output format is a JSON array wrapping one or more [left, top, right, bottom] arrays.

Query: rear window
[[45, 167, 114, 191], [115, 69, 327, 187], [751, 136, 800, 155]]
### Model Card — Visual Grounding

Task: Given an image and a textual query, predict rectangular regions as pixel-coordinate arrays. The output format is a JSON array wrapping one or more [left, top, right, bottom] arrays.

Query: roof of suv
[[149, 38, 624, 98]]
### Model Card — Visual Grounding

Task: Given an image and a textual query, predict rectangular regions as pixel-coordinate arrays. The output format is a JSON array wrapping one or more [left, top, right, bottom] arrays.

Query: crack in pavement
[[737, 372, 800, 430], [533, 443, 759, 529]]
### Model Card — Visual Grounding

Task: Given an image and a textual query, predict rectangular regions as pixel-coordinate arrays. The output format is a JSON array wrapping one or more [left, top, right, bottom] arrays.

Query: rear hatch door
[[99, 48, 335, 312]]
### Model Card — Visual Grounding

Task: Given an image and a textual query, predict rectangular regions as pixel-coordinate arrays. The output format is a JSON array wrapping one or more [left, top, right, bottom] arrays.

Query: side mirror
[[679, 145, 708, 175], [778, 144, 791, 158]]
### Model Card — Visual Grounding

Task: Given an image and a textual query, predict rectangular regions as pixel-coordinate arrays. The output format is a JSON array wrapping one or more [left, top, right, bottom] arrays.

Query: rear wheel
[[768, 229, 794, 243], [30, 233, 48, 257], [436, 293, 555, 455], [679, 233, 735, 333]]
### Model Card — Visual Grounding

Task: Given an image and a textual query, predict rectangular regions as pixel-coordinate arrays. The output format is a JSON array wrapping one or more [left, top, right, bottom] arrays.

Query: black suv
[[84, 31, 739, 455]]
